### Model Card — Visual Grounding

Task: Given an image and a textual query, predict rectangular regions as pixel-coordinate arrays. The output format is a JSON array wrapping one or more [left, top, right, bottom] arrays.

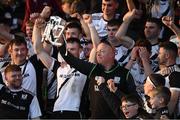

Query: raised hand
[[107, 79, 117, 93], [70, 12, 82, 20], [34, 18, 46, 29], [83, 14, 92, 24], [138, 47, 150, 62], [123, 9, 142, 22], [162, 16, 174, 27], [40, 6, 52, 19], [130, 46, 139, 60], [30, 13, 40, 23], [96, 76, 105, 85]]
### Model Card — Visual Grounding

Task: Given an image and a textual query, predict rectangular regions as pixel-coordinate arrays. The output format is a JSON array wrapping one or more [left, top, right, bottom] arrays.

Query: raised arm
[[126, 0, 136, 11], [162, 16, 180, 40], [71, 13, 91, 40], [115, 9, 142, 49], [139, 47, 153, 77], [83, 14, 101, 63], [33, 18, 54, 69], [125, 47, 139, 70]]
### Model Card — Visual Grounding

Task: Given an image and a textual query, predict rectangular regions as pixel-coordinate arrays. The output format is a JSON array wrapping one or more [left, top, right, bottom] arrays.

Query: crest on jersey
[[21, 94, 28, 100]]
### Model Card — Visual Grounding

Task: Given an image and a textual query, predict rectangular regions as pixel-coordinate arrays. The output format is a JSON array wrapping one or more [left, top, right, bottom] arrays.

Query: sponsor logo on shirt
[[114, 77, 120, 84], [21, 94, 28, 100], [59, 72, 80, 79]]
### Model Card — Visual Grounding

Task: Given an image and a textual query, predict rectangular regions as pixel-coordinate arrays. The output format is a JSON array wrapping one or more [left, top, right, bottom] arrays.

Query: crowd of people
[[0, 0, 180, 119]]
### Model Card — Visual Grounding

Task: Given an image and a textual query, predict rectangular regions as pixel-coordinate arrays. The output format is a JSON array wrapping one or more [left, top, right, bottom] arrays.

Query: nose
[[17, 50, 22, 54], [68, 34, 72, 38], [16, 75, 21, 79], [104, 5, 107, 10]]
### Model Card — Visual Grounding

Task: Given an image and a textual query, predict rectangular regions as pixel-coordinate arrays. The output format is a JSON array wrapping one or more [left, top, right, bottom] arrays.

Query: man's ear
[[4, 73, 8, 82], [8, 45, 12, 54], [159, 97, 165, 104], [164, 51, 170, 59]]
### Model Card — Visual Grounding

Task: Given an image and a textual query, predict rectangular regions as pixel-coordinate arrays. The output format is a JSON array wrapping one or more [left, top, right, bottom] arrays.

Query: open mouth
[[124, 112, 129, 117]]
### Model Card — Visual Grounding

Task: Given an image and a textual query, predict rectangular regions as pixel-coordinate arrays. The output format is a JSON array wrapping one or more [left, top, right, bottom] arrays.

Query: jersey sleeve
[[169, 71, 180, 91], [29, 96, 42, 118]]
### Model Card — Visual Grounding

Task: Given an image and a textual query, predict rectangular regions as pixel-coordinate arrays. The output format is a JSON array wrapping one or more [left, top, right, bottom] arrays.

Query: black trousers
[[53, 111, 81, 119]]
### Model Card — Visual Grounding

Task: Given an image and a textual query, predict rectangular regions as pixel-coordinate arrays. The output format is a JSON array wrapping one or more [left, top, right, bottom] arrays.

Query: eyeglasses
[[120, 103, 136, 109]]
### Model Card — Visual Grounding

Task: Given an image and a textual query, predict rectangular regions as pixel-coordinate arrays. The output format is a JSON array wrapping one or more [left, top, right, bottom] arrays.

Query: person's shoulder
[[22, 88, 35, 97], [92, 13, 103, 20], [168, 71, 180, 89], [0, 84, 4, 90], [117, 62, 129, 72]]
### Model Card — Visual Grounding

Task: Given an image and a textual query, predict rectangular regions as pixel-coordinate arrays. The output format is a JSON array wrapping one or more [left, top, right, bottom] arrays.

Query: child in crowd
[[148, 86, 171, 119], [121, 94, 152, 119], [143, 73, 166, 114]]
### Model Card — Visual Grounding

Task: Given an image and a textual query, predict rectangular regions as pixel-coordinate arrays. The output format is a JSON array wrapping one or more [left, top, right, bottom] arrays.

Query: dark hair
[[146, 17, 163, 30], [66, 17, 80, 24], [121, 94, 143, 108], [5, 64, 21, 74], [121, 94, 152, 119], [135, 39, 152, 53], [107, 19, 121, 27], [70, 0, 87, 15], [104, 0, 118, 3], [152, 87, 171, 105], [66, 21, 82, 33], [66, 37, 81, 46], [148, 73, 165, 87], [159, 41, 178, 58], [9, 38, 27, 49]]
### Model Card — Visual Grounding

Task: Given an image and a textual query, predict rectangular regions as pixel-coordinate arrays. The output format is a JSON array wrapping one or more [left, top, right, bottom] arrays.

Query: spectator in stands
[[121, 94, 152, 119], [33, 17, 89, 119], [0, 64, 41, 119], [162, 16, 180, 64], [125, 40, 154, 97], [143, 73, 166, 114], [157, 41, 180, 118], [148, 86, 171, 119], [57, 33, 137, 118]]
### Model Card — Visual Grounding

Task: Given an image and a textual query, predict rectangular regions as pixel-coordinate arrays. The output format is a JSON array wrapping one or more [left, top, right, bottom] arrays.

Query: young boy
[[148, 86, 171, 119], [121, 94, 152, 119]]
